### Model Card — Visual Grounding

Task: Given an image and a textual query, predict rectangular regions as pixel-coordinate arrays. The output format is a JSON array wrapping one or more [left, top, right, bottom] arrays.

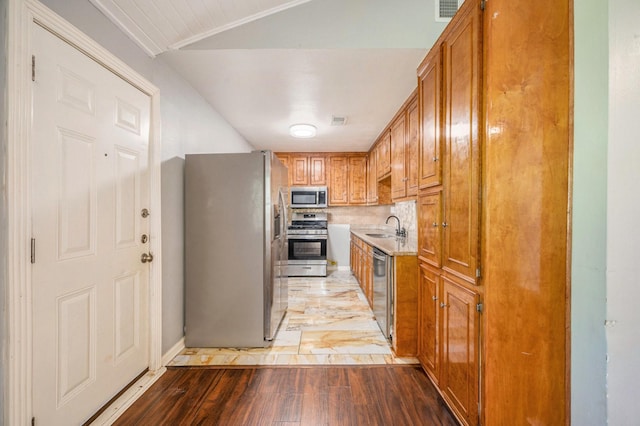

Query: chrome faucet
[[385, 215, 406, 237]]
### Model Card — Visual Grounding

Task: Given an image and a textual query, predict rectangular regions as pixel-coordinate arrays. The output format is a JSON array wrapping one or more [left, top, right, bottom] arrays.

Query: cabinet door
[[348, 156, 368, 204], [390, 114, 407, 200], [417, 191, 442, 267], [418, 47, 442, 189], [276, 154, 292, 187], [367, 151, 378, 204], [418, 262, 440, 385], [406, 97, 420, 196], [441, 277, 479, 426], [376, 132, 391, 179], [442, 4, 481, 284], [291, 156, 309, 186], [329, 156, 349, 205], [309, 155, 326, 185]]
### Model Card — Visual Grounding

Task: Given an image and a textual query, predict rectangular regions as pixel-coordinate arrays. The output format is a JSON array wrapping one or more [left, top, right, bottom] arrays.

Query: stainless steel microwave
[[290, 186, 328, 208]]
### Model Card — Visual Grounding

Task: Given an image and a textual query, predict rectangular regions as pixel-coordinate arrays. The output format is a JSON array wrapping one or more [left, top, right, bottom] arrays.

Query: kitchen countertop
[[350, 226, 418, 257]]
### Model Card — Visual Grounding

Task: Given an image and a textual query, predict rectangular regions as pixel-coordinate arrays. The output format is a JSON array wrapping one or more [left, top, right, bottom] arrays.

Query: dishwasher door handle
[[373, 249, 387, 262]]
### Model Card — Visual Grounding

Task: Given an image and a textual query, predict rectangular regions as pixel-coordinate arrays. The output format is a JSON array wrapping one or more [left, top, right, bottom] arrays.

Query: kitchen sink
[[365, 233, 396, 238]]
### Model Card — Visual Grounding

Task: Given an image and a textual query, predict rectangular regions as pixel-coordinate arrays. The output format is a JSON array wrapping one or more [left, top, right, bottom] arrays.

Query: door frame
[[6, 0, 163, 424]]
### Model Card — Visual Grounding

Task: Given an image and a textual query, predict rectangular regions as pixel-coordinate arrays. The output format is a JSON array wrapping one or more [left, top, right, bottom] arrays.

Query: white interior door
[[31, 23, 151, 425]]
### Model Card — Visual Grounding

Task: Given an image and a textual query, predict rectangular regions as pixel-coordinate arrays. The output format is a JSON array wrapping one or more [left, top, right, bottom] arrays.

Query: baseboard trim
[[162, 337, 186, 366]]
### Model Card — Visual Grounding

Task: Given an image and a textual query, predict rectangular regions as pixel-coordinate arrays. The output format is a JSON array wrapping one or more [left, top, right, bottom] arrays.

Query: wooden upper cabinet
[[275, 154, 293, 186], [376, 132, 391, 179], [329, 154, 367, 206], [406, 97, 420, 196], [348, 156, 367, 204], [442, 2, 481, 285], [291, 155, 309, 186], [329, 156, 349, 205], [276, 153, 326, 187], [367, 151, 378, 204], [389, 91, 419, 201], [309, 155, 326, 185], [418, 46, 442, 189], [390, 113, 407, 200]]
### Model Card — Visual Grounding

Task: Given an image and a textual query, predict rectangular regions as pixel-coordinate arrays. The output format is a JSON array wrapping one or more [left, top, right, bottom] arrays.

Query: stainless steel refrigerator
[[184, 151, 288, 347]]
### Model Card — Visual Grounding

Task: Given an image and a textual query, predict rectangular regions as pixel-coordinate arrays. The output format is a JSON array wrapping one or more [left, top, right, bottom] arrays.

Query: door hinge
[[32, 416, 36, 426], [32, 55, 36, 81], [476, 268, 481, 278], [481, 0, 486, 11], [30, 238, 36, 264], [476, 303, 483, 313]]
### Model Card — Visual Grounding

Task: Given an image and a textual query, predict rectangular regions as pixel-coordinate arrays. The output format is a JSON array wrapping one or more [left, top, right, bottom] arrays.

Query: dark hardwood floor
[[113, 365, 458, 425]]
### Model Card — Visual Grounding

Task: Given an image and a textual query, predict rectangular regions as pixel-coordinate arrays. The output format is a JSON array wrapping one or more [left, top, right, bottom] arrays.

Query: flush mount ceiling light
[[289, 123, 317, 138]]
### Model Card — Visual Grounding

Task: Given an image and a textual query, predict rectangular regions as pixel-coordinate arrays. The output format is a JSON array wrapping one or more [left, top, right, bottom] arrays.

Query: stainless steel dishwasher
[[372, 248, 393, 342]]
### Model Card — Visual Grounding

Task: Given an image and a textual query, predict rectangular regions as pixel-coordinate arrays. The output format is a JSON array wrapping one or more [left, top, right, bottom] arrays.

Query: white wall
[[571, 0, 608, 423], [607, 0, 640, 423], [39, 0, 253, 354]]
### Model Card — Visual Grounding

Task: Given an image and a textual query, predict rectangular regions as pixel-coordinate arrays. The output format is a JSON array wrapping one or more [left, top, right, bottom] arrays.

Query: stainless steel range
[[287, 212, 328, 277]]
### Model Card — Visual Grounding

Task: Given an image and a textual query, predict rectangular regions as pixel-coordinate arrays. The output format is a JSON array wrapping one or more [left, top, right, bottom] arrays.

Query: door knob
[[141, 253, 154, 263]]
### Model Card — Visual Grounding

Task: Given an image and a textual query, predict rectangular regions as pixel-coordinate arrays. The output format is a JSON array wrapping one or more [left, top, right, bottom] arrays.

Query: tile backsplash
[[390, 200, 417, 239], [324, 205, 392, 226], [294, 201, 417, 236]]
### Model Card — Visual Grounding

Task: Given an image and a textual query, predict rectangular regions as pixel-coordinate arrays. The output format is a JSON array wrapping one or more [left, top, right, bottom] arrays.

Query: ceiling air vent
[[436, 0, 464, 22], [331, 116, 348, 126]]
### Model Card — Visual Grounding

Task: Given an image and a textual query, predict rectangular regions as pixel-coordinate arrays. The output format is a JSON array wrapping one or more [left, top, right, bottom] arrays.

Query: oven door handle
[[288, 235, 328, 240]]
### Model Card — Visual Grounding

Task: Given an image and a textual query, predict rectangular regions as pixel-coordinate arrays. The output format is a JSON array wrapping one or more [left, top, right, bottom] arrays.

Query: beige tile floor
[[168, 270, 418, 366]]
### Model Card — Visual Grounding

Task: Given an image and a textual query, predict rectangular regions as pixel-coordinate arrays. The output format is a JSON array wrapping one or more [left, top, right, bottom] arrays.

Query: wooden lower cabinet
[[350, 233, 418, 358], [350, 235, 373, 306], [391, 255, 418, 357], [440, 275, 480, 426], [418, 262, 440, 384], [418, 261, 480, 426]]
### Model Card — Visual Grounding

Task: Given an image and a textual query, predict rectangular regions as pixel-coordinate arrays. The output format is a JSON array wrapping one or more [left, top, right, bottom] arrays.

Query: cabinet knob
[[432, 296, 438, 301], [440, 302, 448, 308], [442, 222, 448, 228], [433, 157, 438, 162], [432, 222, 438, 227]]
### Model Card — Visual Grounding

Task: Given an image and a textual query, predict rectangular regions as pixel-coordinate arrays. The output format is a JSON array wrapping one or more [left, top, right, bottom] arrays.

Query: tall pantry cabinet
[[416, 0, 572, 425], [417, 1, 481, 424]]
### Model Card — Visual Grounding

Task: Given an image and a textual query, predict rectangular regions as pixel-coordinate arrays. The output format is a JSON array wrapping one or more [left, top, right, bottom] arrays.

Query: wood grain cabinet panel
[[309, 155, 326, 185], [392, 255, 419, 357], [348, 156, 367, 204], [415, 0, 571, 424], [376, 132, 391, 179], [329, 156, 349, 205], [367, 151, 378, 204], [390, 93, 419, 201], [418, 262, 440, 385], [441, 1, 481, 285], [418, 191, 442, 268], [415, 1, 481, 425], [275, 154, 292, 186], [440, 276, 479, 426], [418, 47, 442, 189], [406, 98, 420, 196], [291, 156, 309, 186], [390, 113, 407, 200]]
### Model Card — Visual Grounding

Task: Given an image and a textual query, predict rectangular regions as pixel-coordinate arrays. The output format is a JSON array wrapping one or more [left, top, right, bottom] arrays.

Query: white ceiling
[[90, 0, 449, 152]]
